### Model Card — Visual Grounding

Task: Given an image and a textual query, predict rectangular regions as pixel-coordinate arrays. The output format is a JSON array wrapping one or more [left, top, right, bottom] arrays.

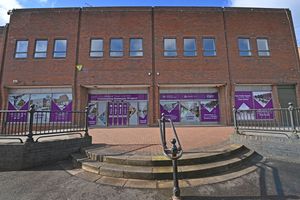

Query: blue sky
[[0, 0, 299, 45]]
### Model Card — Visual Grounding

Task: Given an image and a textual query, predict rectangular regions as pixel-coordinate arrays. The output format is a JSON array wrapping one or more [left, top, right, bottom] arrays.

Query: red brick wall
[[2, 8, 80, 87]]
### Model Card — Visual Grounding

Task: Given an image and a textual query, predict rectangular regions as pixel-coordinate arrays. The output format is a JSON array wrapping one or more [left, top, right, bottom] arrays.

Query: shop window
[[203, 38, 216, 56], [257, 38, 270, 56], [110, 38, 123, 57], [130, 38, 143, 57], [90, 39, 103, 57], [53, 39, 67, 58], [238, 38, 252, 56], [164, 38, 177, 57], [15, 40, 29, 58], [34, 40, 48, 58], [184, 38, 197, 57]]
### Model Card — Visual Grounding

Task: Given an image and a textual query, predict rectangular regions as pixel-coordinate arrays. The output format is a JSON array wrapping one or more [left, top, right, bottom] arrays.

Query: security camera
[[7, 10, 12, 15]]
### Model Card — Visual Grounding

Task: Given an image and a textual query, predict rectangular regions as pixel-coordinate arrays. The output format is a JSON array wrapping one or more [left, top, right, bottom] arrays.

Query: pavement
[[88, 126, 233, 154], [0, 158, 299, 200], [1, 126, 300, 199]]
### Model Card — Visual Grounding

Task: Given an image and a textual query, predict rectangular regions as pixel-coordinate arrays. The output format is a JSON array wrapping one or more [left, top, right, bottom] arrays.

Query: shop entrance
[[108, 101, 129, 127]]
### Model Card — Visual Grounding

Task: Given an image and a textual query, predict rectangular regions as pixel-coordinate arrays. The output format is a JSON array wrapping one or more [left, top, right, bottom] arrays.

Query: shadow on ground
[[182, 195, 300, 199]]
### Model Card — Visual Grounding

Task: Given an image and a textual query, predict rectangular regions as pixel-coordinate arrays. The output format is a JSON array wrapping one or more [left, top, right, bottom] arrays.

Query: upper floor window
[[90, 39, 103, 57], [15, 40, 28, 58], [184, 38, 197, 57], [164, 38, 177, 57], [34, 40, 48, 58], [110, 38, 123, 57], [257, 38, 270, 56], [203, 38, 216, 56], [238, 38, 251, 56], [53, 39, 67, 58], [130, 38, 143, 57]]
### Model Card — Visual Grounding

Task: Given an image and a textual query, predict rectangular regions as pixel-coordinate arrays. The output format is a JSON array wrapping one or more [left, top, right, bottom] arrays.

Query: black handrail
[[158, 113, 183, 200]]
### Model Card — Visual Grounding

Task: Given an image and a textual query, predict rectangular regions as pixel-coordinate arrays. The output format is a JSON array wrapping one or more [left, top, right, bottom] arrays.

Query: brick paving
[[88, 126, 234, 155]]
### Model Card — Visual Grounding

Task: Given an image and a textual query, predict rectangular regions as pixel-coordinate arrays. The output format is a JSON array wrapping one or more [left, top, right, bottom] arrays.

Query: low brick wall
[[0, 136, 92, 171], [230, 133, 300, 163]]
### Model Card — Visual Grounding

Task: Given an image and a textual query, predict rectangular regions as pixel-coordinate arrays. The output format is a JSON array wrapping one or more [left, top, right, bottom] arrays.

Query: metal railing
[[233, 102, 299, 139], [0, 105, 89, 143], [158, 113, 183, 200]]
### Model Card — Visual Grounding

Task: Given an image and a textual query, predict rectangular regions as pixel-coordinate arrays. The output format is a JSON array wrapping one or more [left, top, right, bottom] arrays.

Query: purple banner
[[108, 102, 113, 126], [160, 93, 218, 100], [50, 101, 72, 122], [200, 100, 220, 122], [160, 102, 180, 122], [7, 101, 29, 122], [123, 103, 128, 125], [89, 94, 147, 101], [253, 91, 274, 119], [138, 102, 148, 125], [234, 91, 253, 110]]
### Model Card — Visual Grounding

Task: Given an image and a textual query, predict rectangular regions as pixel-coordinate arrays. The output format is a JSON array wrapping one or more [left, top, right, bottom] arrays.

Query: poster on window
[[253, 91, 274, 119], [128, 101, 138, 125], [160, 101, 180, 122], [97, 102, 107, 126], [180, 101, 200, 123], [234, 91, 255, 120], [50, 94, 72, 122], [7, 94, 30, 122], [30, 94, 51, 123], [87, 103, 97, 125], [200, 100, 220, 122], [138, 102, 148, 125]]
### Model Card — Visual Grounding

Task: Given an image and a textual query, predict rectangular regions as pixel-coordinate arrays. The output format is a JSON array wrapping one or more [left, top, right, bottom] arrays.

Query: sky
[[0, 0, 299, 46]]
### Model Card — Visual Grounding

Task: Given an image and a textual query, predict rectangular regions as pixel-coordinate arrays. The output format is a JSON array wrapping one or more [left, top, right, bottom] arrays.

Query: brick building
[[0, 7, 299, 127]]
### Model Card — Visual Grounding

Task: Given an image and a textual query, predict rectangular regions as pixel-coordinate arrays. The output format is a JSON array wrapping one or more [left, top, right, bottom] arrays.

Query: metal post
[[171, 138, 180, 200], [233, 107, 239, 134], [26, 104, 35, 143], [288, 102, 299, 139], [84, 106, 89, 137], [161, 113, 166, 147]]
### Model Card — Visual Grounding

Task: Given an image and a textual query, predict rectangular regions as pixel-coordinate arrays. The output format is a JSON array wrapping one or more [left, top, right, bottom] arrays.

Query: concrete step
[[76, 149, 259, 180], [103, 144, 247, 166]]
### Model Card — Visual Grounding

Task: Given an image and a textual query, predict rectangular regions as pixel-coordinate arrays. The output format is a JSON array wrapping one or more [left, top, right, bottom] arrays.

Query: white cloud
[[0, 0, 22, 25], [229, 0, 300, 45]]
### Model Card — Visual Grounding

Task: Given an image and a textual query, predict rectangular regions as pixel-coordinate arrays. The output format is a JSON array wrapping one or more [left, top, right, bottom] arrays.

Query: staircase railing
[[158, 113, 183, 200]]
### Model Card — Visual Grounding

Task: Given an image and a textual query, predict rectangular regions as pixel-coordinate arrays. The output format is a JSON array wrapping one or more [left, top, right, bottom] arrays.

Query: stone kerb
[[0, 135, 92, 171]]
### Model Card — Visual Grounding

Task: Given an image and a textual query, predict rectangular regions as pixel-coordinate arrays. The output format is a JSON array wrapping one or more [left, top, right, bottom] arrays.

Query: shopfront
[[234, 85, 274, 120], [159, 88, 220, 125], [6, 88, 73, 122], [88, 89, 148, 127]]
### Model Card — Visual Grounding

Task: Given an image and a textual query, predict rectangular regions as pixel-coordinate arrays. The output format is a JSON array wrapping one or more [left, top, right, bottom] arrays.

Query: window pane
[[239, 51, 251, 56], [130, 39, 143, 51], [184, 51, 197, 56], [130, 51, 143, 57], [91, 39, 103, 51], [203, 39, 215, 51], [16, 41, 28, 52], [164, 39, 176, 51], [15, 53, 27, 58], [164, 51, 177, 57], [257, 39, 269, 51], [34, 52, 47, 58], [184, 38, 196, 51], [90, 52, 103, 57], [53, 52, 66, 58], [204, 51, 216, 56], [110, 51, 123, 57], [54, 40, 67, 51], [258, 51, 270, 56], [54, 40, 67, 58], [238, 39, 250, 51], [110, 39, 123, 51], [35, 40, 47, 52]]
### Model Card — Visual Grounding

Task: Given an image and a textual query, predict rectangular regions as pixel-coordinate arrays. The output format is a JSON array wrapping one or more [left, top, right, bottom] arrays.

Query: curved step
[[79, 149, 258, 180], [103, 144, 247, 166]]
